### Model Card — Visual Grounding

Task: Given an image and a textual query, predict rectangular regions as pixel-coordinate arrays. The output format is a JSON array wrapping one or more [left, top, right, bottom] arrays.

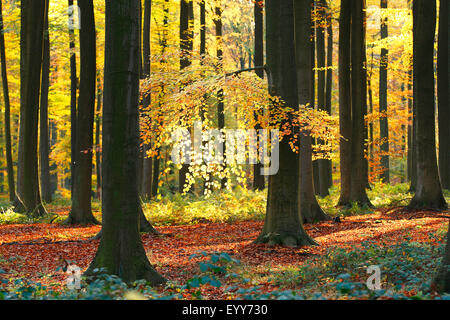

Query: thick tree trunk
[[437, 0, 449, 190], [39, 1, 52, 203], [349, 0, 371, 206], [337, 0, 352, 206], [255, 0, 316, 247], [408, 0, 447, 210], [67, 0, 99, 225], [16, 0, 48, 217], [85, 0, 166, 285], [298, 0, 330, 223], [0, 0, 15, 203], [379, 0, 390, 183]]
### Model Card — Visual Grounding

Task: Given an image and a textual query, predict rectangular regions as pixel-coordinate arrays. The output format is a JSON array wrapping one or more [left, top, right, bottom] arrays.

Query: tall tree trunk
[[437, 0, 449, 190], [253, 0, 265, 191], [408, 0, 446, 210], [349, 0, 371, 206], [39, 0, 52, 203], [142, 0, 153, 198], [69, 0, 77, 196], [95, 74, 102, 199], [337, 0, 352, 206], [316, 0, 330, 197], [255, 0, 316, 247], [178, 0, 194, 193], [16, 0, 48, 217], [299, 0, 330, 223], [214, 1, 226, 189], [67, 0, 99, 225], [0, 0, 15, 203], [379, 0, 390, 183], [324, 0, 333, 191], [85, 0, 166, 286]]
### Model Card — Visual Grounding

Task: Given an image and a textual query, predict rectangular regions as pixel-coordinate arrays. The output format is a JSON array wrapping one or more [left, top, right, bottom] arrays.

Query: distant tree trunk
[[69, 0, 77, 195], [151, 0, 169, 198], [49, 120, 58, 194], [255, 0, 316, 247], [379, 0, 390, 183], [324, 0, 333, 191], [85, 0, 166, 286], [337, 0, 352, 206], [316, 0, 331, 197], [39, 0, 52, 203], [95, 74, 102, 199], [437, 0, 449, 190], [142, 0, 153, 198], [0, 0, 15, 203], [67, 0, 99, 225], [299, 0, 330, 223], [214, 2, 226, 189], [178, 0, 194, 193], [16, 0, 48, 216], [311, 2, 320, 196], [253, 0, 265, 191], [408, 0, 447, 210]]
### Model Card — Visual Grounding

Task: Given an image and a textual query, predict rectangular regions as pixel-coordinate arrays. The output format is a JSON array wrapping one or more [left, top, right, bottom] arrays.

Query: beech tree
[[67, 0, 99, 225], [408, 0, 447, 210], [16, 0, 48, 216], [85, 0, 166, 285], [255, 0, 316, 247]]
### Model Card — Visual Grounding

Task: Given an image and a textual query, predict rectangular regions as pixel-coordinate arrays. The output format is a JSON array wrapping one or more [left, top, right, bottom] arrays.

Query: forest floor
[[0, 202, 449, 299]]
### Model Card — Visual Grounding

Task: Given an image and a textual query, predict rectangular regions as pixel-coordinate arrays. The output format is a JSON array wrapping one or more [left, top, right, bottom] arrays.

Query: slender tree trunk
[[39, 0, 52, 203], [69, 0, 77, 195], [142, 0, 153, 198], [178, 0, 194, 193], [255, 0, 316, 247], [324, 1, 333, 191], [379, 0, 390, 183], [437, 0, 449, 190], [85, 0, 166, 285], [67, 0, 99, 225], [337, 0, 352, 206], [299, 0, 330, 223], [316, 0, 330, 197], [0, 0, 15, 202], [215, 2, 226, 189], [408, 0, 447, 210], [253, 0, 265, 191], [95, 74, 102, 199], [16, 0, 48, 217]]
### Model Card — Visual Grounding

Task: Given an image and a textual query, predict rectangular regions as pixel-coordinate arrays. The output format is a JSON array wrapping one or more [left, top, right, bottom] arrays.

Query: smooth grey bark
[[437, 0, 449, 190], [39, 0, 52, 203], [69, 0, 77, 195], [255, 0, 316, 247], [85, 0, 166, 285], [253, 0, 265, 191], [337, 0, 352, 206], [408, 0, 447, 210], [379, 0, 390, 183], [16, 0, 48, 216], [298, 0, 330, 223], [67, 0, 99, 225]]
